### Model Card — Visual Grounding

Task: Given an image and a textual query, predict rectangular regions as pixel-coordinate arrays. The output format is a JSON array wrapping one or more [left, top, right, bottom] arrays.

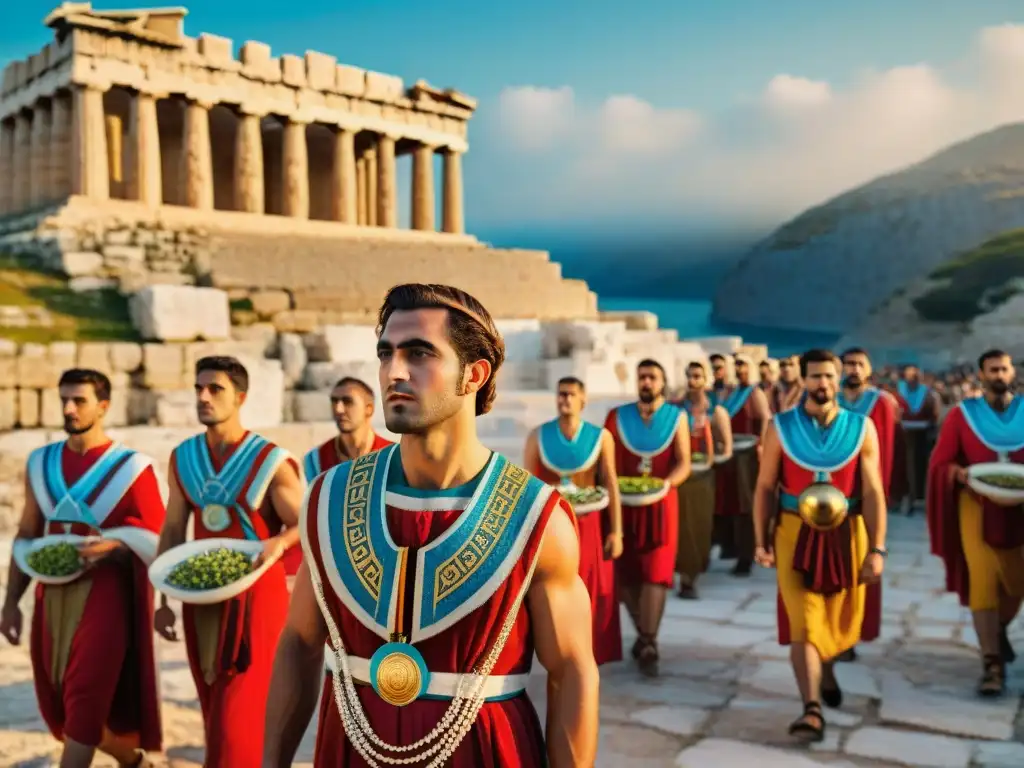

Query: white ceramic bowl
[[619, 480, 670, 508], [13, 534, 92, 585], [565, 487, 610, 515], [734, 435, 758, 452], [149, 538, 273, 605], [967, 463, 1024, 507]]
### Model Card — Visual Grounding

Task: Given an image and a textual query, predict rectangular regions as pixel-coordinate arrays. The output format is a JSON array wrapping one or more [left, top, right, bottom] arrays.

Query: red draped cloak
[[171, 433, 296, 768], [926, 404, 1024, 606], [604, 406, 681, 588], [30, 442, 165, 751], [305, 467, 566, 766], [715, 391, 761, 518]]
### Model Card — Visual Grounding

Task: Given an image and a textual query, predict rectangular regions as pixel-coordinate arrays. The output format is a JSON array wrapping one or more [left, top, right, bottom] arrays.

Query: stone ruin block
[[305, 51, 337, 91], [240, 40, 272, 67], [129, 285, 231, 342], [364, 71, 404, 102], [238, 355, 285, 429], [322, 325, 378, 364], [198, 33, 234, 66], [496, 319, 544, 363], [335, 64, 365, 97], [280, 54, 306, 88]]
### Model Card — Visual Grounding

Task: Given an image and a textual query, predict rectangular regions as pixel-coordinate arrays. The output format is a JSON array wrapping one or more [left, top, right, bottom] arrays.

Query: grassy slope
[[0, 254, 138, 344], [912, 229, 1024, 323]]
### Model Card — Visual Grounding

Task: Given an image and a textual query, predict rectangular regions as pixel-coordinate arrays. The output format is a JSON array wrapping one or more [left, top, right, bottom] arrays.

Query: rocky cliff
[[711, 123, 1024, 334]]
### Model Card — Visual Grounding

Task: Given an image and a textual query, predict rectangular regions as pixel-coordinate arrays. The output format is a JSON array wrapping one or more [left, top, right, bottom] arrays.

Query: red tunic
[[775, 447, 862, 645], [171, 434, 296, 768], [528, 434, 622, 666], [28, 442, 164, 751], [890, 385, 940, 502], [715, 388, 762, 517], [927, 403, 1024, 606], [305, 452, 564, 767], [285, 433, 394, 575], [604, 405, 682, 588]]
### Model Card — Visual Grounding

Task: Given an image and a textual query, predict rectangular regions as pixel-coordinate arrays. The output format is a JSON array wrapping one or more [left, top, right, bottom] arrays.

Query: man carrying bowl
[[605, 358, 692, 676], [753, 349, 888, 743], [153, 355, 306, 767], [1, 368, 166, 768], [926, 348, 1024, 697], [524, 375, 623, 666]]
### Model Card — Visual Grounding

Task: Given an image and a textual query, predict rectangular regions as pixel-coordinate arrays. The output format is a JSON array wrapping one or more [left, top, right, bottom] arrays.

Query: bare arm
[[529, 504, 599, 768], [0, 472, 45, 643], [753, 422, 782, 553], [598, 429, 621, 536], [262, 561, 328, 768], [752, 387, 772, 439], [523, 429, 540, 474], [665, 417, 692, 487], [712, 405, 733, 460], [153, 465, 192, 636], [267, 459, 306, 553], [858, 420, 887, 551]]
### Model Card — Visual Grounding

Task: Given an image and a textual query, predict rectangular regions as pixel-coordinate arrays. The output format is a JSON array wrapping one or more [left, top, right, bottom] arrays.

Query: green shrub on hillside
[[912, 229, 1024, 323]]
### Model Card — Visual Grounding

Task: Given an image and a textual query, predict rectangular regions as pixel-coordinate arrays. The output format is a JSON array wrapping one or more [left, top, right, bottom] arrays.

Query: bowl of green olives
[[13, 535, 89, 585], [618, 476, 670, 507], [148, 538, 270, 604]]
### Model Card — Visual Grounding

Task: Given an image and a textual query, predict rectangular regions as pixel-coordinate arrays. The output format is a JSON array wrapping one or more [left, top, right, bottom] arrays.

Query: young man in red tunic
[[892, 363, 942, 514], [524, 375, 623, 665], [926, 349, 1024, 697], [753, 349, 887, 742], [153, 356, 305, 768], [605, 359, 692, 676], [1, 369, 165, 768], [713, 353, 771, 576], [261, 284, 599, 767], [836, 348, 899, 661], [290, 377, 393, 581]]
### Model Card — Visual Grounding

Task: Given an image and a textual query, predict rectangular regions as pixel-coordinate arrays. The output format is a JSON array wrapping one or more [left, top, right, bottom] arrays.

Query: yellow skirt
[[775, 513, 868, 661], [958, 491, 1024, 612]]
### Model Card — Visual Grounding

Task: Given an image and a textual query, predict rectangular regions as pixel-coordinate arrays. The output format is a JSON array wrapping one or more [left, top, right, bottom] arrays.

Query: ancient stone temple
[[0, 3, 596, 322]]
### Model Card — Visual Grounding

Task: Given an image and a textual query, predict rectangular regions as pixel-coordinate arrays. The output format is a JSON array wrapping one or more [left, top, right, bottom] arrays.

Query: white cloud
[[486, 25, 1024, 226]]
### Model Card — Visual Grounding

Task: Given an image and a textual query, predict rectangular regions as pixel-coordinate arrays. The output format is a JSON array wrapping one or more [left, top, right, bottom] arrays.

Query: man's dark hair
[[58, 368, 111, 402], [686, 361, 705, 372], [637, 358, 666, 378], [901, 363, 919, 371], [709, 353, 726, 364], [840, 347, 869, 363], [333, 376, 375, 400], [376, 283, 505, 415], [978, 349, 1011, 370], [196, 356, 249, 393], [557, 376, 585, 392], [800, 349, 840, 379]]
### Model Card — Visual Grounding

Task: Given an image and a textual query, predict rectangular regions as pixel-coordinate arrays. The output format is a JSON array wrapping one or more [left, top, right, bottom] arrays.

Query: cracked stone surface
[[1, 515, 1022, 766]]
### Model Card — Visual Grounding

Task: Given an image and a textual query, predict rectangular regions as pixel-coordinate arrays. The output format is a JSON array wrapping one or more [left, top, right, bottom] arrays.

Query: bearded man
[[154, 356, 306, 767], [754, 349, 887, 743], [674, 361, 732, 599], [1, 369, 165, 768], [262, 284, 599, 767], [760, 358, 779, 405], [772, 354, 805, 413], [927, 349, 1024, 697]]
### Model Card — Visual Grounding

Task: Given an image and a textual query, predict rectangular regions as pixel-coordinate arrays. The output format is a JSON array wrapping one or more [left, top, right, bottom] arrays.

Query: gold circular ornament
[[374, 651, 423, 707], [797, 483, 849, 532], [201, 503, 232, 532]]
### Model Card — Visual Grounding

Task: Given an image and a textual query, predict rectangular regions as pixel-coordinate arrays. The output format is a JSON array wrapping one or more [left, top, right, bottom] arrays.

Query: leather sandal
[[788, 700, 826, 742], [637, 634, 659, 678], [978, 655, 1006, 697]]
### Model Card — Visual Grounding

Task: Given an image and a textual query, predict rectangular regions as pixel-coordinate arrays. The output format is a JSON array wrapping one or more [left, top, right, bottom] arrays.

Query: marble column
[[105, 115, 124, 198], [376, 134, 397, 228], [412, 142, 436, 231], [183, 99, 213, 209], [442, 147, 464, 235], [30, 100, 53, 206], [50, 92, 73, 200], [282, 118, 309, 219], [12, 110, 33, 212], [365, 147, 378, 226], [71, 84, 109, 199], [127, 91, 162, 207], [234, 111, 264, 213], [0, 119, 13, 213], [356, 156, 367, 225], [330, 127, 356, 224]]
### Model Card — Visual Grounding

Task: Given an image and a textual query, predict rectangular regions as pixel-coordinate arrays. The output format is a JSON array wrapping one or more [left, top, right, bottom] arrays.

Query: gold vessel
[[797, 483, 849, 531], [374, 650, 424, 707]]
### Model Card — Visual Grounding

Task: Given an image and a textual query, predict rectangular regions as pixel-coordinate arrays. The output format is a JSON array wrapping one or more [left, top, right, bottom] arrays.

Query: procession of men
[[0, 282, 1021, 766]]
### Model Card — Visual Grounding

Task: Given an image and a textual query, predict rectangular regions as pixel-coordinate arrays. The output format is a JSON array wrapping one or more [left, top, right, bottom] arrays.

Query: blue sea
[[597, 297, 839, 358]]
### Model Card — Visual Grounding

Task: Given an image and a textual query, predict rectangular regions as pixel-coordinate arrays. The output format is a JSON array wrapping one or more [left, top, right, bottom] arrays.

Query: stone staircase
[[208, 231, 598, 321]]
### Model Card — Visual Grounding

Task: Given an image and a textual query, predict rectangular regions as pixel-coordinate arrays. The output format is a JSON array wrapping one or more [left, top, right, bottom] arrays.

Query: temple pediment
[[44, 2, 187, 46]]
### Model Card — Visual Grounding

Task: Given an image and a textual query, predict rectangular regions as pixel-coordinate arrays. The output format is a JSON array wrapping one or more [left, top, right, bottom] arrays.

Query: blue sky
[[5, 1, 1024, 238]]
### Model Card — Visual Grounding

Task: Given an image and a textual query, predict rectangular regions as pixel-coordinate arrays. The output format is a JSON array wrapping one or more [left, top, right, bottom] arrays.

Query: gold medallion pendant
[[202, 503, 232, 532], [369, 641, 430, 706], [797, 472, 849, 531]]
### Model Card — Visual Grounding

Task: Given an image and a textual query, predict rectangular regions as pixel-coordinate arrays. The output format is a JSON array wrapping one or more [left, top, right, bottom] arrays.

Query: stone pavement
[[2, 514, 1023, 767]]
